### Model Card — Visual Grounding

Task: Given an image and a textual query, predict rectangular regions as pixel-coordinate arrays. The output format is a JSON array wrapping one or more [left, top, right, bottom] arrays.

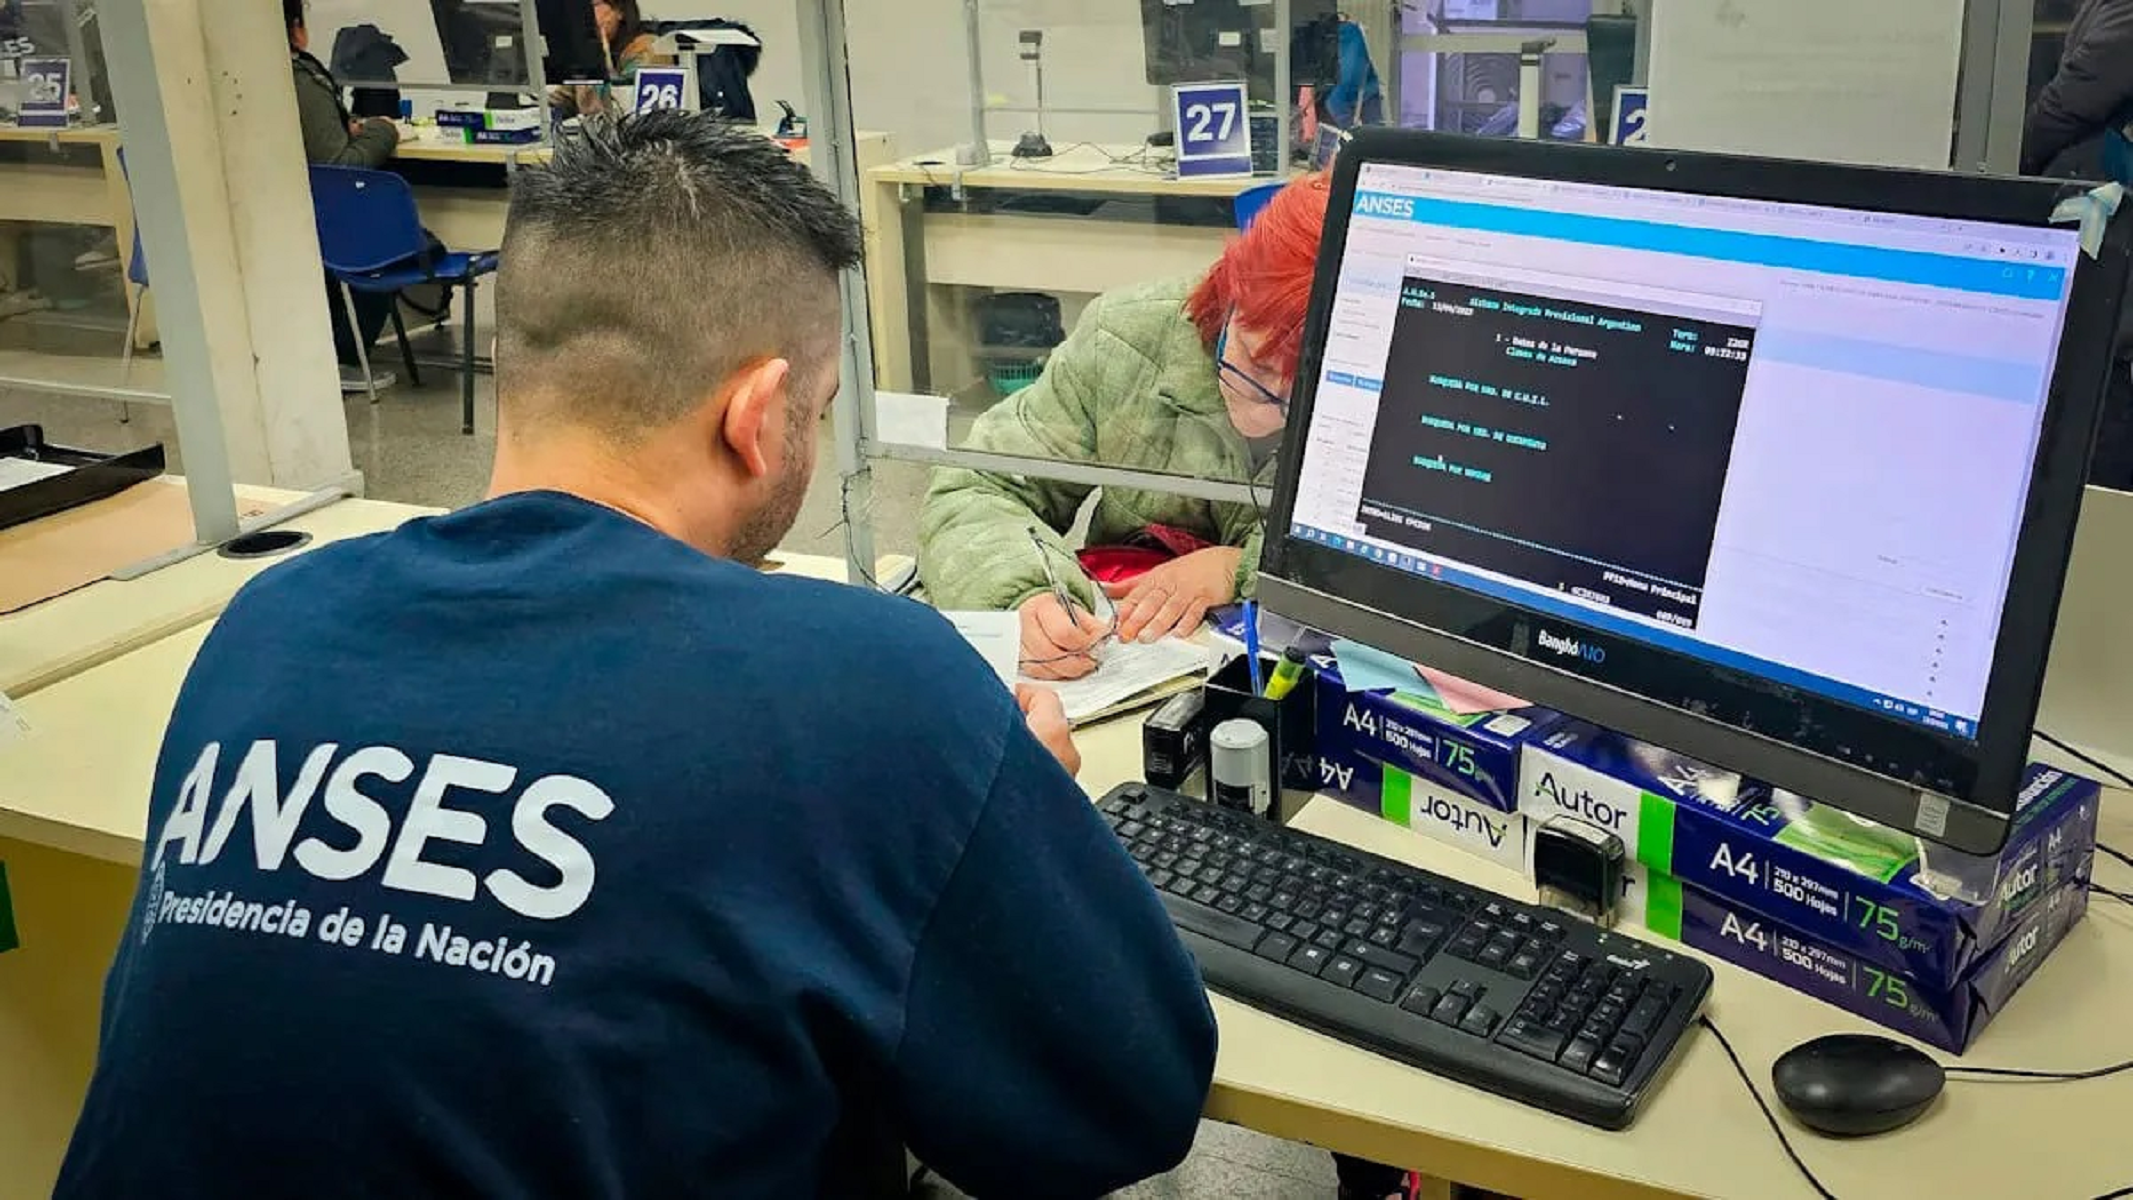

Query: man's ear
[[718, 357, 794, 480]]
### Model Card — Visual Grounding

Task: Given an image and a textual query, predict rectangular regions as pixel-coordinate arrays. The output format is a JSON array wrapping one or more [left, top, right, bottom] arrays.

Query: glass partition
[[0, 0, 157, 415]]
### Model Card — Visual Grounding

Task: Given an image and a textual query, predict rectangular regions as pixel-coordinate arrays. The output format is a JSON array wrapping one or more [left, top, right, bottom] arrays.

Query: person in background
[[286, 0, 410, 393], [55, 111, 1215, 1200], [550, 0, 673, 120], [918, 175, 1330, 682], [2022, 0, 2133, 489], [2021, 0, 2133, 178]]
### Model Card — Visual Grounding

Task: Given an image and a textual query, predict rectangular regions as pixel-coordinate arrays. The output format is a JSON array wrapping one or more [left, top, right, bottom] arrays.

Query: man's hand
[[1017, 685, 1080, 777], [1103, 546, 1242, 643], [1018, 592, 1109, 681]]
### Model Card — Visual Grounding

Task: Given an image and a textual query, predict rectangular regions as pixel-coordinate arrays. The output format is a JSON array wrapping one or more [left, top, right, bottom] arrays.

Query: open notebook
[[941, 610, 1212, 724]]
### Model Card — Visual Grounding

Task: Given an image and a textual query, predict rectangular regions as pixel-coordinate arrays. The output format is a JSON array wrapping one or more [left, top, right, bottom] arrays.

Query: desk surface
[[8, 557, 2129, 1197], [395, 126, 887, 167], [0, 482, 439, 699], [0, 122, 116, 147], [872, 142, 1278, 198], [1072, 718, 2133, 1199]]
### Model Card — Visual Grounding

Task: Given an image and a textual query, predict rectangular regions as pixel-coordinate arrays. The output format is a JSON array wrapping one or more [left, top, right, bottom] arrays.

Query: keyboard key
[[1314, 928, 1345, 951], [1266, 912, 1294, 933], [1589, 1000, 1626, 1030], [1499, 1019, 1565, 1062], [1355, 968, 1403, 1003], [1118, 819, 1145, 839], [1157, 893, 1264, 950], [1296, 899, 1323, 919], [1508, 910, 1535, 932], [1214, 894, 1244, 914], [1288, 943, 1334, 976], [1343, 918, 1372, 939], [1446, 933, 1486, 960], [1246, 883, 1274, 903], [1178, 858, 1204, 878], [1367, 925, 1398, 948], [1590, 1043, 1632, 1087], [1400, 985, 1442, 1017], [1270, 890, 1297, 909], [1146, 868, 1174, 890], [1504, 951, 1542, 979], [1538, 919, 1566, 941], [1477, 939, 1514, 969], [1559, 1037, 1602, 1075], [1544, 1009, 1583, 1036], [1254, 932, 1301, 964], [1623, 995, 1670, 1039], [1240, 903, 1270, 924], [1447, 977, 1483, 1000], [1353, 901, 1380, 921], [1459, 1004, 1500, 1037], [1290, 921, 1319, 943], [1344, 941, 1419, 978], [1324, 956, 1364, 989], [1481, 901, 1511, 922], [1430, 992, 1471, 1025], [1397, 922, 1447, 959]]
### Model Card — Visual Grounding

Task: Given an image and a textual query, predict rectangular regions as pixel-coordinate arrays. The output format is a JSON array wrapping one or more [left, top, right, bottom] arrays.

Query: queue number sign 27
[[1172, 80, 1253, 178]]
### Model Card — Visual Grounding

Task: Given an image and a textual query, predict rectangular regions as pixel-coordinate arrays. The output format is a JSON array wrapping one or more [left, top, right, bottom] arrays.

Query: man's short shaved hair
[[495, 112, 864, 439]]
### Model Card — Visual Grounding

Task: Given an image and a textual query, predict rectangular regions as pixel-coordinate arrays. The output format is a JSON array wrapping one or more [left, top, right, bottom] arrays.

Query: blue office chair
[[308, 165, 498, 435], [1234, 182, 1283, 232]]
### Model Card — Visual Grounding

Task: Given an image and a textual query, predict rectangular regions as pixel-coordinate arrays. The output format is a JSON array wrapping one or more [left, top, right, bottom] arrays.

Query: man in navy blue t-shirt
[[57, 112, 1216, 1199]]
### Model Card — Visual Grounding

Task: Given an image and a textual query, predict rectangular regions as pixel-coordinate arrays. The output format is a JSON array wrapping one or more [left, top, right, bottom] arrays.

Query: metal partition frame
[[816, 0, 1286, 586]]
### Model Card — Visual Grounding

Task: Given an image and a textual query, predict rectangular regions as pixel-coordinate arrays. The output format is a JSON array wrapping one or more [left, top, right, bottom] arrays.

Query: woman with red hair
[[919, 174, 1333, 680]]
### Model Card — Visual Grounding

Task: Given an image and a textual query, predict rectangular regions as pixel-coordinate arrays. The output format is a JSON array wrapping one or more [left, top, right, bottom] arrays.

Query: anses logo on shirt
[[152, 741, 614, 921]]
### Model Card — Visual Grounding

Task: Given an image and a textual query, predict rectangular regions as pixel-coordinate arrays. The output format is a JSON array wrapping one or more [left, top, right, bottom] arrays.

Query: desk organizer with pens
[[1201, 656, 1317, 824]]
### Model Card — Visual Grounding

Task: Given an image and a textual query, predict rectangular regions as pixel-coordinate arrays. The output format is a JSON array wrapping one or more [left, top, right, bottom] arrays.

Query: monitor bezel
[[1259, 127, 2128, 853]]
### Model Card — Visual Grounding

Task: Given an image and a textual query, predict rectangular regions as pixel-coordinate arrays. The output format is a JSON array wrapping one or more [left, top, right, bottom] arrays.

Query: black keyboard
[[1098, 784, 1713, 1129]]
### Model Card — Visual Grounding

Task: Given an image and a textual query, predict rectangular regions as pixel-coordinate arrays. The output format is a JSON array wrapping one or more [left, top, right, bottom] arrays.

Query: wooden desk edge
[[1206, 1078, 1696, 1200], [0, 809, 142, 868], [1, 596, 228, 700]]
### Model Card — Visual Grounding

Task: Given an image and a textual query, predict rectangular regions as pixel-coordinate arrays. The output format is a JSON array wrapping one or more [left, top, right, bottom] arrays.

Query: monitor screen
[[1262, 133, 2118, 849]]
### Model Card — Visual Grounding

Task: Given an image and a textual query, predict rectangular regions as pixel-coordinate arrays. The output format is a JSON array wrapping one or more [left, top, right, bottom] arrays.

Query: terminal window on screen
[[1293, 165, 2083, 728], [1359, 264, 1758, 628]]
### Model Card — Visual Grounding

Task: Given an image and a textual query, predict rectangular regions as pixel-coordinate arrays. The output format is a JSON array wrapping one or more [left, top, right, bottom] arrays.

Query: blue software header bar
[[1352, 191, 2069, 302]]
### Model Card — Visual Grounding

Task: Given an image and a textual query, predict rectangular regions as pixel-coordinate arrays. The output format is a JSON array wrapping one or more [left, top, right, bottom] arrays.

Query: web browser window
[[1290, 162, 2083, 738]]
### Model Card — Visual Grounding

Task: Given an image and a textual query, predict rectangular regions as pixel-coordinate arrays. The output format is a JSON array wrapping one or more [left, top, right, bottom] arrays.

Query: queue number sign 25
[[632, 67, 689, 114], [19, 57, 69, 128], [1172, 80, 1253, 178]]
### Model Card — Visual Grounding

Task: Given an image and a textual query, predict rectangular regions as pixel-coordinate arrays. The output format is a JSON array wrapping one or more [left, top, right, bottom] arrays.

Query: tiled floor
[[0, 359, 1364, 1198]]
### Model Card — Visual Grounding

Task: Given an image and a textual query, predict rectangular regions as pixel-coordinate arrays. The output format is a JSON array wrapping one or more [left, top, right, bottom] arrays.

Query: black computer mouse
[[1772, 1033, 1946, 1136]]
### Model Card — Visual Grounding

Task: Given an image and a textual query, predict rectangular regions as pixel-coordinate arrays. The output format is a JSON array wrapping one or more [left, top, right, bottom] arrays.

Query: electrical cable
[[2034, 729, 2133, 789], [1944, 1055, 2133, 1083], [1697, 1014, 1841, 1200], [2099, 842, 2133, 874]]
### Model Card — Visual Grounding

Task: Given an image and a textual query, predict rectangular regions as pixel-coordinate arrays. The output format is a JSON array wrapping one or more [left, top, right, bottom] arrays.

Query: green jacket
[[918, 276, 1278, 612], [292, 50, 397, 168]]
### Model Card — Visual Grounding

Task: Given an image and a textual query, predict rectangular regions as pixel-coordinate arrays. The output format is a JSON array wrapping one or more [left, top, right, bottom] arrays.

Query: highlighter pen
[[1243, 599, 1264, 695], [1262, 645, 1310, 702]]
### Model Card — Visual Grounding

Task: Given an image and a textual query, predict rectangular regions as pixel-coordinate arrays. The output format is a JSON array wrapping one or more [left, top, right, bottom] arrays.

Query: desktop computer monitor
[[1259, 127, 2129, 853], [1141, 0, 1340, 92], [534, 0, 608, 82]]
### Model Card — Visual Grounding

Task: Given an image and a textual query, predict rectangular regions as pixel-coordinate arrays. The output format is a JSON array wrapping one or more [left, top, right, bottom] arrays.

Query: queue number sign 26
[[632, 67, 689, 114], [1172, 80, 1253, 178]]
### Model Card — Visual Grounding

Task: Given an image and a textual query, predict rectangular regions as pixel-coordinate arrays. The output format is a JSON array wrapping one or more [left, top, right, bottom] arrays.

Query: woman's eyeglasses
[[1215, 320, 1290, 415]]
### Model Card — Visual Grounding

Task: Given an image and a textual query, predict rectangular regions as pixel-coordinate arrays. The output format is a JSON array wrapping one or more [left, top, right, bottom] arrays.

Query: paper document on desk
[[1022, 638, 1211, 724], [0, 458, 70, 492], [942, 610, 1020, 686]]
